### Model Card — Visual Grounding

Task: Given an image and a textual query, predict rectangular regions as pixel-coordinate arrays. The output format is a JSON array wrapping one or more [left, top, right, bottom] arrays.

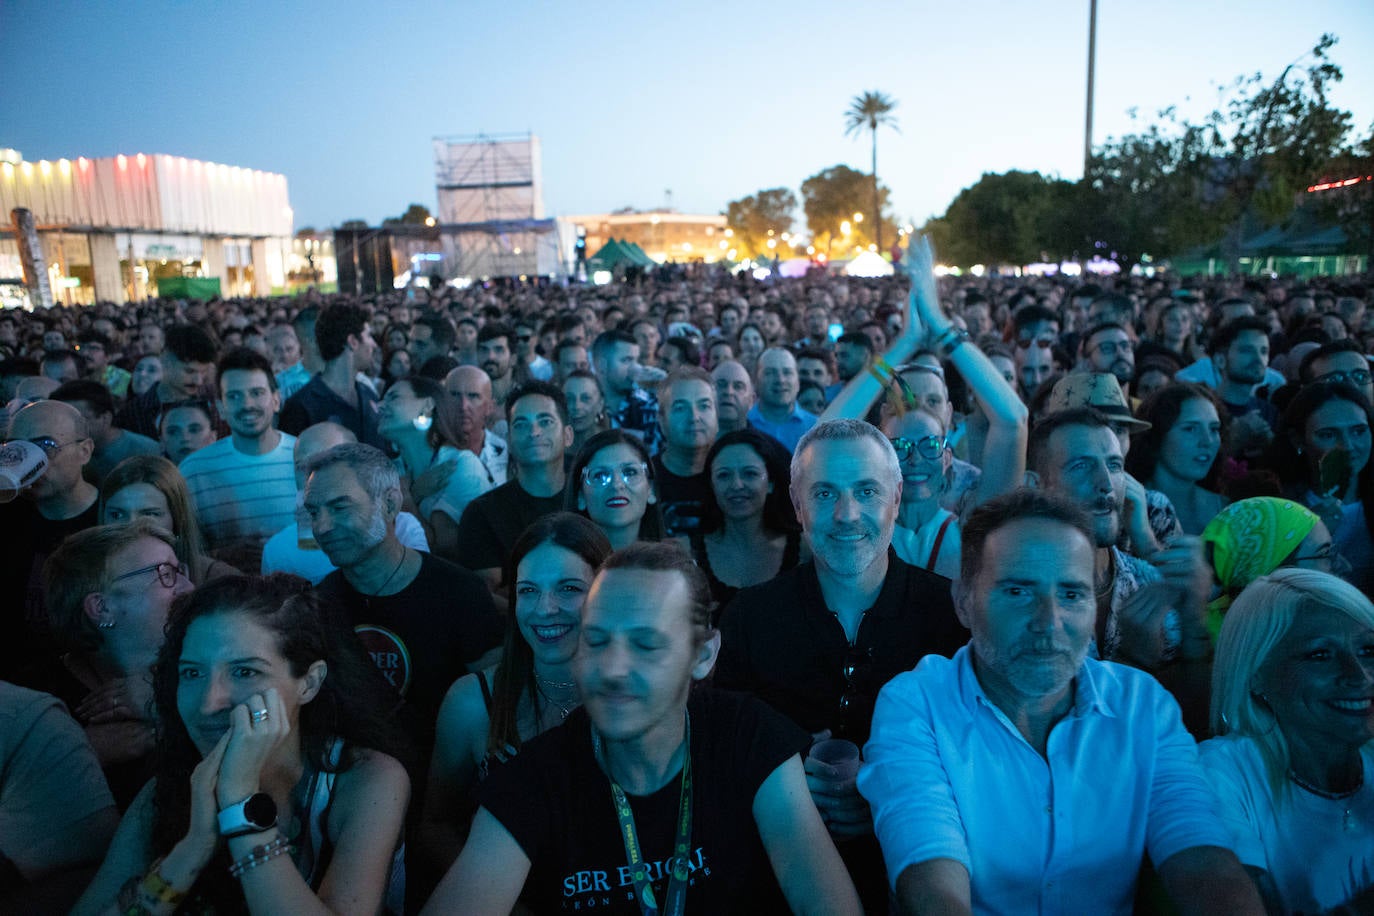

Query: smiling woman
[[1201, 569, 1374, 914], [71, 574, 410, 916]]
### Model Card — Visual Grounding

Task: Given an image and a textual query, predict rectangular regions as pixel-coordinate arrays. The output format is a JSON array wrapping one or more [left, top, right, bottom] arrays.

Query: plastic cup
[[809, 738, 862, 790], [0, 440, 48, 504]]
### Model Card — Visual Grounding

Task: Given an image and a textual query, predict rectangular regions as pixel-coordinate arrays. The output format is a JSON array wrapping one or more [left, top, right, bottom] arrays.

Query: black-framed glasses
[[110, 561, 187, 589], [583, 462, 648, 489], [1315, 369, 1372, 388], [890, 435, 947, 462], [1092, 339, 1134, 357], [1016, 335, 1056, 350], [2, 436, 84, 457]]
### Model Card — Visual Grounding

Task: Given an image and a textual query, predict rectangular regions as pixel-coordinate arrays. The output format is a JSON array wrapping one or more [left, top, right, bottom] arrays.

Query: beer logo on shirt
[[354, 624, 412, 696]]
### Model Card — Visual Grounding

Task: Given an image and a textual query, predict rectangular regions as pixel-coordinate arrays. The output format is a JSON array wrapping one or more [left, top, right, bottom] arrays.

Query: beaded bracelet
[[228, 837, 294, 879]]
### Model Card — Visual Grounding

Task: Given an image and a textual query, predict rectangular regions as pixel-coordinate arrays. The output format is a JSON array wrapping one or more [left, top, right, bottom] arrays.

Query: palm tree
[[844, 91, 899, 253]]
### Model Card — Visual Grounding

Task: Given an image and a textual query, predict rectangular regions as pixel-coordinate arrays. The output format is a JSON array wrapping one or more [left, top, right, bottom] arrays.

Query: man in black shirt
[[280, 302, 384, 448], [305, 442, 501, 748], [651, 366, 717, 539], [0, 401, 101, 685], [454, 380, 573, 609], [715, 418, 965, 912]]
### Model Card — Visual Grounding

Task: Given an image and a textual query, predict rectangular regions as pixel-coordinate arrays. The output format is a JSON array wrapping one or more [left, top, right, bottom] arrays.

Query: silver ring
[[250, 708, 270, 724]]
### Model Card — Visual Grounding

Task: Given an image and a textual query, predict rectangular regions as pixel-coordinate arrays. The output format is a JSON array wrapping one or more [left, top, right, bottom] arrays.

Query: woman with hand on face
[[41, 521, 194, 810], [686, 429, 804, 613], [101, 454, 238, 585], [419, 513, 611, 876], [566, 429, 663, 550], [1127, 382, 1231, 535], [72, 574, 410, 916], [1200, 568, 1374, 914], [378, 376, 491, 560], [1267, 381, 1374, 593], [424, 543, 861, 915]]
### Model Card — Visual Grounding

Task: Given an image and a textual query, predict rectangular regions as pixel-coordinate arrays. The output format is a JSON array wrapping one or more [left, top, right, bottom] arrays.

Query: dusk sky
[[3, 0, 1372, 234]]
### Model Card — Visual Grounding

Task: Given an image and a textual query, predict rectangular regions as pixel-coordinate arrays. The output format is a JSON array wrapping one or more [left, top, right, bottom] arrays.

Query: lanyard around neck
[[592, 712, 693, 916]]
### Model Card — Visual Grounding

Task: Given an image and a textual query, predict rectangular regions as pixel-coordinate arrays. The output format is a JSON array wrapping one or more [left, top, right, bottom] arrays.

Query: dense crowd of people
[[0, 247, 1371, 914]]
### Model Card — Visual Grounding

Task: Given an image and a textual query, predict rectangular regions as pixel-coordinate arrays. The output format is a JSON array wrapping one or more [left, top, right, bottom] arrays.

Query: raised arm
[[903, 239, 1027, 504], [752, 753, 862, 916]]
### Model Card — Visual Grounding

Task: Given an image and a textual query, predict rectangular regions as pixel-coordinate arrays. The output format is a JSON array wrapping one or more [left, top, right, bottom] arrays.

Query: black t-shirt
[[314, 552, 501, 744], [714, 552, 966, 746], [454, 481, 564, 576], [478, 689, 808, 915], [650, 456, 711, 540], [0, 497, 99, 685]]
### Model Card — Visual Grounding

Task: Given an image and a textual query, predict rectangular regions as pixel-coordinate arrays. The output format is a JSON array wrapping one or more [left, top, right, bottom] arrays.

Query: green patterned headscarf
[[1201, 497, 1319, 634]]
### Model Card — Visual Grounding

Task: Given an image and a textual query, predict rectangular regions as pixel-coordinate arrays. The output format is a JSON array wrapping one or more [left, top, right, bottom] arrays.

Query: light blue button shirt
[[859, 646, 1231, 916]]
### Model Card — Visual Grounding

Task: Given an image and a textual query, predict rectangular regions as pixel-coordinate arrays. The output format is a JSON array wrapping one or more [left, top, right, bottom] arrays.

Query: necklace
[[535, 675, 578, 721], [1289, 768, 1364, 833], [370, 547, 409, 598]]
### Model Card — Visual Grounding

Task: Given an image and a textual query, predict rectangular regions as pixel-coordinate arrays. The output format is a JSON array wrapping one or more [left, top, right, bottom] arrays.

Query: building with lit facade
[[0, 147, 293, 305], [563, 209, 728, 264]]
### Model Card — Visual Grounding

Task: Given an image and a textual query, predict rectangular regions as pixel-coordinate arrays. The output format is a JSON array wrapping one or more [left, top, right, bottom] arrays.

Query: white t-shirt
[[261, 513, 431, 585], [1199, 735, 1374, 913]]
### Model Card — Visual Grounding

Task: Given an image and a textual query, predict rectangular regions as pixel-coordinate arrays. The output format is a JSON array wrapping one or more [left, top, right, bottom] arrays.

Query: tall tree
[[724, 188, 798, 260], [844, 91, 899, 254]]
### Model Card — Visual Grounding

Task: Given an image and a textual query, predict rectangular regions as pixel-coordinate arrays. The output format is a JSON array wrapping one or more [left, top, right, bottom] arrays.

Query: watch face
[[243, 792, 278, 828]]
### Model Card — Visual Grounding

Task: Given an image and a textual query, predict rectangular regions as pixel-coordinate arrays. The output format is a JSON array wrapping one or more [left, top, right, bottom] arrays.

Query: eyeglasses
[[515, 333, 533, 342], [1092, 339, 1134, 357], [1315, 369, 1372, 388], [889, 435, 947, 462], [838, 644, 873, 735], [2, 436, 85, 457], [109, 561, 187, 589], [1016, 336, 1056, 350], [583, 462, 648, 489]]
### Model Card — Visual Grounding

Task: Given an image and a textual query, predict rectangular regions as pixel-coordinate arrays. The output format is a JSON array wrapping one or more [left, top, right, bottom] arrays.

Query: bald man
[[0, 400, 100, 684], [445, 365, 507, 486], [260, 421, 430, 583]]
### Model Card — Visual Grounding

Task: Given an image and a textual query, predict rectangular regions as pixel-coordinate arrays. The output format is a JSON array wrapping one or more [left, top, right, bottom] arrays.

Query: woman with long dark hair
[[1265, 380, 1374, 592], [73, 575, 410, 915], [1126, 382, 1231, 535], [687, 428, 803, 611], [565, 429, 664, 549], [419, 513, 612, 874]]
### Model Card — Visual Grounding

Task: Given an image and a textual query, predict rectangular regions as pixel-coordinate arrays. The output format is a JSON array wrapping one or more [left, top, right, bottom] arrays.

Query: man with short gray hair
[[716, 417, 965, 910], [306, 442, 501, 751]]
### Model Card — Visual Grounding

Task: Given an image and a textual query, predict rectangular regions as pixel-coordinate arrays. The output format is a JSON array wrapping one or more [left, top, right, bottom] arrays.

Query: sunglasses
[[1016, 336, 1056, 350], [1315, 369, 1372, 387], [889, 435, 947, 462], [110, 561, 187, 589], [838, 644, 873, 735], [583, 462, 648, 489]]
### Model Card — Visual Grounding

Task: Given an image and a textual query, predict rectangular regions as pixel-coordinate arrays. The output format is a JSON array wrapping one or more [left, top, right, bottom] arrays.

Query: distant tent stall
[[587, 237, 656, 274]]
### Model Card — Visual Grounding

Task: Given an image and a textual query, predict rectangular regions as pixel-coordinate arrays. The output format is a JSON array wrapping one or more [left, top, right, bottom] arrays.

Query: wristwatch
[[217, 792, 278, 837]]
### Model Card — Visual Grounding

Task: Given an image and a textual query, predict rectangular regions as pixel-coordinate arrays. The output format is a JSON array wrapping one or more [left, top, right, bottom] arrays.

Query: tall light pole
[[1084, 0, 1097, 177]]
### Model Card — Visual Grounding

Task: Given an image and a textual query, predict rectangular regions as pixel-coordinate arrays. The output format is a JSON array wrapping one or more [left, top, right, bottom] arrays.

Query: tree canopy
[[724, 188, 798, 260], [801, 164, 898, 258]]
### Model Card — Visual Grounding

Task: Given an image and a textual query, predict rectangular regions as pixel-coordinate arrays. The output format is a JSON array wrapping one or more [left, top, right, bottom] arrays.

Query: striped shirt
[[180, 432, 298, 551]]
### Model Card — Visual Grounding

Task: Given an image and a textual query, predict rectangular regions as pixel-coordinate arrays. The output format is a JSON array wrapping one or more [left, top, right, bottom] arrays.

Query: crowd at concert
[[0, 248, 1370, 914]]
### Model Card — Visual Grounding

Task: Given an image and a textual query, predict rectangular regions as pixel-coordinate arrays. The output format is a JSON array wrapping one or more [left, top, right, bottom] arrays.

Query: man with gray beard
[[860, 490, 1263, 916], [306, 443, 501, 752]]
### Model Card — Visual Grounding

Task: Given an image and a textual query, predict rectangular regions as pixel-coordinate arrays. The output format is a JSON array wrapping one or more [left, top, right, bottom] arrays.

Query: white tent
[[843, 250, 894, 277]]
